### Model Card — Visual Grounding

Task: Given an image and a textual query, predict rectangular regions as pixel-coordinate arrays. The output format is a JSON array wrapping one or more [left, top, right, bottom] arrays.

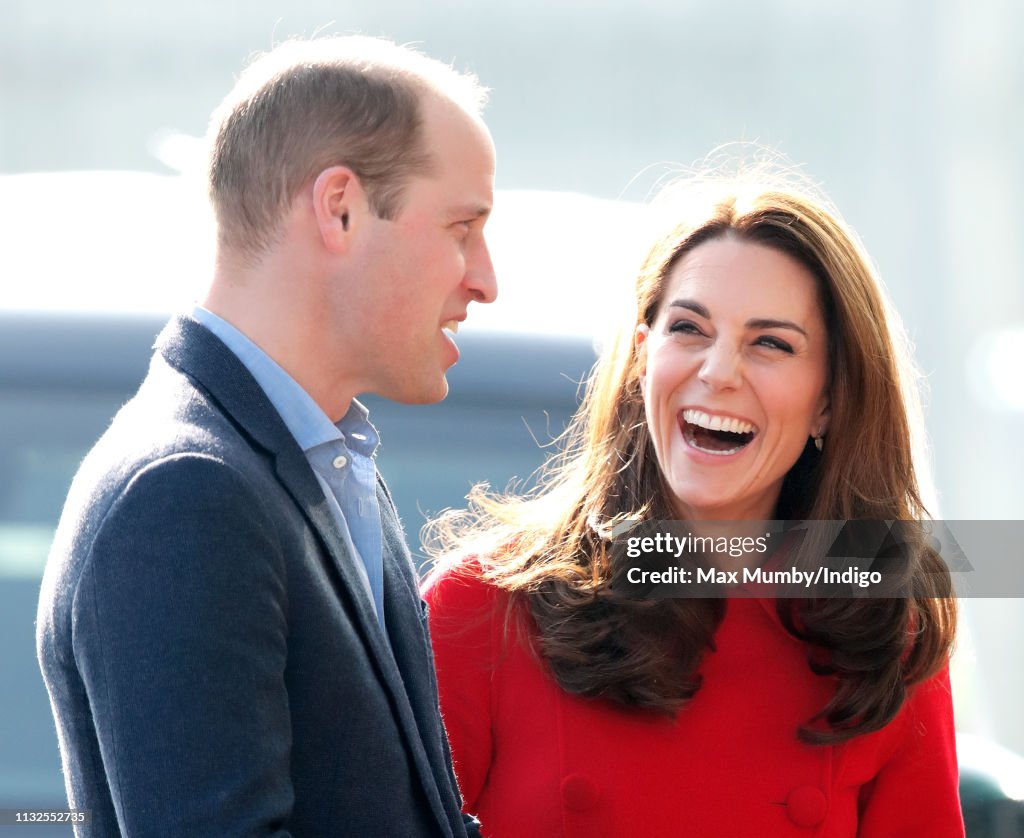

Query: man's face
[[348, 97, 497, 404]]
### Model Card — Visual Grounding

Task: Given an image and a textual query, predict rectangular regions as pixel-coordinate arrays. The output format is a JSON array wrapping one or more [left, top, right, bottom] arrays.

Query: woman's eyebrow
[[667, 299, 710, 318], [667, 300, 808, 337], [746, 318, 808, 337]]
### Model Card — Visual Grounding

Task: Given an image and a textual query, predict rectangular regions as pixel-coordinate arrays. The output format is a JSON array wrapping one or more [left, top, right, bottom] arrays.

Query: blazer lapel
[[271, 447, 390, 653], [276, 454, 453, 838], [378, 482, 455, 836]]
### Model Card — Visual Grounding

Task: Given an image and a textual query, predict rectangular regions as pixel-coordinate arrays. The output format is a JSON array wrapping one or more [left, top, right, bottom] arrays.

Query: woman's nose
[[697, 342, 743, 391]]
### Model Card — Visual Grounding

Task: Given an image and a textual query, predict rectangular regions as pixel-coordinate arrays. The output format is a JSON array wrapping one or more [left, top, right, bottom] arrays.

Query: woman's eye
[[668, 320, 704, 336], [755, 335, 794, 353]]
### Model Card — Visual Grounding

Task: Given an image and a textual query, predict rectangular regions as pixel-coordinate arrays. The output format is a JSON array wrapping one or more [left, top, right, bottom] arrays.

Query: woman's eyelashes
[[668, 319, 705, 336], [667, 319, 796, 354], [754, 335, 795, 354]]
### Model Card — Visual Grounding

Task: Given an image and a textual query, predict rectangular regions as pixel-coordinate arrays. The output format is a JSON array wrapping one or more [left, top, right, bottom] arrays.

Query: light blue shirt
[[191, 306, 386, 630]]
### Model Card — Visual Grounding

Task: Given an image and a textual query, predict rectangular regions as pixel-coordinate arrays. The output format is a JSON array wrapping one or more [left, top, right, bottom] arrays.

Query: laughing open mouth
[[680, 409, 758, 456]]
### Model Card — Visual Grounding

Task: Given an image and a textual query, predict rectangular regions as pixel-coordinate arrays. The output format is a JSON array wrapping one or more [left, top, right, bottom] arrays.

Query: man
[[37, 36, 496, 836]]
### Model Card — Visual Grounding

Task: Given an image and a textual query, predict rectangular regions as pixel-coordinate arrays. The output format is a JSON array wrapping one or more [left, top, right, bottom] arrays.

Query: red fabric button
[[785, 786, 828, 827], [560, 774, 601, 811]]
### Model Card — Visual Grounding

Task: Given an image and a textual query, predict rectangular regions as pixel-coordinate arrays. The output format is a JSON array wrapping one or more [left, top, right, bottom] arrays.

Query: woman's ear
[[635, 323, 650, 384], [815, 393, 831, 437]]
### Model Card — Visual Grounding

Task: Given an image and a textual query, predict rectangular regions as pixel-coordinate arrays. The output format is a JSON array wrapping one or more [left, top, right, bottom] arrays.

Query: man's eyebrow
[[667, 300, 808, 337], [449, 204, 491, 221]]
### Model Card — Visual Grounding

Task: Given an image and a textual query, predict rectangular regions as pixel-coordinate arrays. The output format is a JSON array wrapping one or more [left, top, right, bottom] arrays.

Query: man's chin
[[389, 376, 450, 405]]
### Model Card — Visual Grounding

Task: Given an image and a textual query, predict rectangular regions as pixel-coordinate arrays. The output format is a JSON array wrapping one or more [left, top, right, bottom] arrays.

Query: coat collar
[[156, 315, 455, 836]]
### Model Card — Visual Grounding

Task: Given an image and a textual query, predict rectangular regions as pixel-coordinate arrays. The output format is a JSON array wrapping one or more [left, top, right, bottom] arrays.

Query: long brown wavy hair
[[426, 175, 956, 745]]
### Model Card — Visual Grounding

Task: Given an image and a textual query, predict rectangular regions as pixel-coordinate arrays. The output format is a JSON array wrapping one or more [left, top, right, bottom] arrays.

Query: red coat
[[423, 562, 964, 837]]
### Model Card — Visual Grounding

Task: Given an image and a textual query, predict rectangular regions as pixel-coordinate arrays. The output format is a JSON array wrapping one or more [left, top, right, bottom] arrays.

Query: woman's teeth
[[681, 409, 756, 434], [442, 320, 459, 335], [680, 409, 758, 455]]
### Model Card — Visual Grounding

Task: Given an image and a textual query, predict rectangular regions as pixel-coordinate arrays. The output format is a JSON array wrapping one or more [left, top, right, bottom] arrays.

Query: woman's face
[[637, 235, 831, 521]]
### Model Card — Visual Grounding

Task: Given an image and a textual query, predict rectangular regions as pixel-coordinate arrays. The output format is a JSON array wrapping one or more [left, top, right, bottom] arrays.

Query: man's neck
[[200, 291, 356, 424]]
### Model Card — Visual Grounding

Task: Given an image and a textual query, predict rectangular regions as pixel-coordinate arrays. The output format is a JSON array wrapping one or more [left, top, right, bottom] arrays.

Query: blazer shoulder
[[54, 452, 282, 583], [56, 371, 268, 540]]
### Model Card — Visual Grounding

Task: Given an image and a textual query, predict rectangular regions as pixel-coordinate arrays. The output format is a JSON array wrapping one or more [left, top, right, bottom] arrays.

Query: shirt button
[[332, 455, 348, 469], [351, 432, 367, 441], [785, 786, 828, 827]]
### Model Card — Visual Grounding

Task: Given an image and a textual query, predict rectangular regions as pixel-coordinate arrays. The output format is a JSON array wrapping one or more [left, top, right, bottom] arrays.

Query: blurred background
[[2, 0, 1022, 820]]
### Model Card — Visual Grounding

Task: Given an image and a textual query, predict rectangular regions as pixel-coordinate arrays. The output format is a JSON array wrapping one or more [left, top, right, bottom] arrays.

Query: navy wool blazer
[[36, 316, 478, 837]]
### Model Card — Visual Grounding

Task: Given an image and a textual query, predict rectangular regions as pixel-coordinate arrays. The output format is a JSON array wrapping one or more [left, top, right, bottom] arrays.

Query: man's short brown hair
[[207, 36, 487, 256]]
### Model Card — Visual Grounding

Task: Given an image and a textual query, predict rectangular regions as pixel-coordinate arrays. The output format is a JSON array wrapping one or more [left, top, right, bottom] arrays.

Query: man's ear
[[635, 323, 650, 384], [311, 166, 365, 254]]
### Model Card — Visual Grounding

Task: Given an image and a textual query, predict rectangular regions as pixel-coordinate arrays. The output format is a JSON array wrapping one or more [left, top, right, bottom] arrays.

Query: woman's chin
[[668, 482, 780, 522]]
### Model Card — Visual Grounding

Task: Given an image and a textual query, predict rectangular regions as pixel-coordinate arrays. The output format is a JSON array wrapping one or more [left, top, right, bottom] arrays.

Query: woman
[[422, 176, 961, 836]]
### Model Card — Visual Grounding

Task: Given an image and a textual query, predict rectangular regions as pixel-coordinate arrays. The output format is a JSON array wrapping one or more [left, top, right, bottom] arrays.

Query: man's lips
[[441, 311, 468, 335]]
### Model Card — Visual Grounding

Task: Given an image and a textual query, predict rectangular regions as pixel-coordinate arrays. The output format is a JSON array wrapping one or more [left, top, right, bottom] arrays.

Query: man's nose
[[698, 341, 742, 391], [466, 236, 497, 304]]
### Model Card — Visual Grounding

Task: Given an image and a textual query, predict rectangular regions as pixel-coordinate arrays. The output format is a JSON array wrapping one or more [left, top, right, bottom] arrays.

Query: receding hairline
[[217, 35, 489, 121]]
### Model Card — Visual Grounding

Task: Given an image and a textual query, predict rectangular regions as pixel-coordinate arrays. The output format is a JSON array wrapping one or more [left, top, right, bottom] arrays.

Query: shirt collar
[[191, 306, 377, 456], [336, 399, 380, 457]]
